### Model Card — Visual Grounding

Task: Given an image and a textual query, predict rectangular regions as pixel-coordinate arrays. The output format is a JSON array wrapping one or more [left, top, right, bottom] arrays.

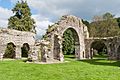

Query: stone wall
[[85, 37, 120, 60], [42, 15, 90, 62], [0, 28, 35, 59], [1, 15, 120, 62]]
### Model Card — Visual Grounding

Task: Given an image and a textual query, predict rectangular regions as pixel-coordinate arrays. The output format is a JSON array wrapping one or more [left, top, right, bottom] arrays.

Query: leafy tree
[[62, 29, 75, 55], [4, 42, 16, 58], [89, 12, 120, 37], [82, 19, 90, 27], [8, 0, 36, 33], [91, 41, 107, 55], [92, 12, 114, 22], [116, 17, 120, 28], [103, 12, 114, 20], [92, 15, 103, 22]]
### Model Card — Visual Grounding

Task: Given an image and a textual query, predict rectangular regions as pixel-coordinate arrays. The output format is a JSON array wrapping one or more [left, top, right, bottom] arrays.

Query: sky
[[0, 0, 120, 39]]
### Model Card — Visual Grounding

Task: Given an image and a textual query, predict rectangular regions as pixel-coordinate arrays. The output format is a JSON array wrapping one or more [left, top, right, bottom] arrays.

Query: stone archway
[[4, 42, 16, 58], [52, 23, 86, 61], [21, 43, 30, 58], [42, 15, 88, 62], [0, 29, 35, 60], [62, 28, 80, 58], [90, 40, 108, 59], [53, 28, 80, 60]]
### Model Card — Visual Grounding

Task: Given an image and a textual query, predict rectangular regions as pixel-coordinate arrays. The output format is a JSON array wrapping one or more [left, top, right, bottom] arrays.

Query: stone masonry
[[0, 28, 35, 59], [39, 15, 89, 62], [0, 15, 120, 62], [38, 15, 120, 62]]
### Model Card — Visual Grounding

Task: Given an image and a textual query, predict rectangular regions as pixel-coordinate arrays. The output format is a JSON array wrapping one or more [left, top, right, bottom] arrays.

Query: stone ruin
[[36, 15, 89, 62], [0, 28, 35, 60], [0, 15, 120, 62], [36, 15, 120, 62]]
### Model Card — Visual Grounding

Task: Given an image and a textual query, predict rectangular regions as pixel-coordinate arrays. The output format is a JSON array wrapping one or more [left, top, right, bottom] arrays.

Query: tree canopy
[[62, 29, 75, 55], [89, 12, 120, 37], [8, 0, 36, 33], [103, 12, 114, 20]]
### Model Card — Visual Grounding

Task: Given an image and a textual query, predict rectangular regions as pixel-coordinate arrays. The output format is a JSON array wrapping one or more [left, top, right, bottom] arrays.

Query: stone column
[[58, 36, 64, 62], [42, 46, 48, 62], [107, 43, 113, 60], [90, 48, 93, 59], [30, 46, 39, 62], [37, 46, 41, 61], [28, 45, 34, 59], [49, 34, 54, 61], [75, 44, 80, 59], [15, 45, 21, 59]]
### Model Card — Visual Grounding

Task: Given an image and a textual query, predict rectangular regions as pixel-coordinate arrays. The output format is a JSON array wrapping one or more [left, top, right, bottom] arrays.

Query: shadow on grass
[[79, 58, 120, 67]]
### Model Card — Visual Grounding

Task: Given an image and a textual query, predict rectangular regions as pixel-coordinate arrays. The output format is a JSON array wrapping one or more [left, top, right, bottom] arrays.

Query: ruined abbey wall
[[0, 29, 35, 59], [40, 15, 89, 62], [0, 15, 120, 62]]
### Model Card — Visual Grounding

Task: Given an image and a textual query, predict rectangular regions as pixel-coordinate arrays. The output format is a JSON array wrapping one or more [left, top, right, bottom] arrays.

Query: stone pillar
[[75, 44, 80, 59], [30, 46, 39, 62], [58, 36, 64, 62], [84, 39, 92, 59], [42, 46, 48, 62], [51, 35, 54, 60], [15, 45, 21, 59], [28, 45, 34, 59], [37, 46, 41, 61], [90, 48, 93, 59], [107, 43, 113, 60], [79, 34, 86, 60]]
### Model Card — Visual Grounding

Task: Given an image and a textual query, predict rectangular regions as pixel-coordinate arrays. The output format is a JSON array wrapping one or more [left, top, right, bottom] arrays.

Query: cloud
[[6, 0, 120, 38], [27, 0, 71, 21], [0, 7, 12, 28], [32, 14, 53, 39], [27, 0, 120, 20], [10, 0, 120, 20]]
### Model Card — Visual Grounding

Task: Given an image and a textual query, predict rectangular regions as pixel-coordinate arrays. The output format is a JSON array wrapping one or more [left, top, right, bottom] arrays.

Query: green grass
[[93, 54, 108, 59], [0, 57, 120, 80]]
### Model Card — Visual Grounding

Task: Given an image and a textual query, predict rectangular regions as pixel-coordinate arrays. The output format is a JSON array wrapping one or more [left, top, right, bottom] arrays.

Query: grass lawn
[[0, 56, 120, 80]]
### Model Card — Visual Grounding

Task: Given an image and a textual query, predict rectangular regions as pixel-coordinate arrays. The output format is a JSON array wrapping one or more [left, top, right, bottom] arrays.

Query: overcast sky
[[0, 0, 120, 38]]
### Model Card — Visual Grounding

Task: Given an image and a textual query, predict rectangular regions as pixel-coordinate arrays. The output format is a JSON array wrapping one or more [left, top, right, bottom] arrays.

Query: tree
[[92, 15, 103, 22], [91, 41, 107, 55], [103, 12, 114, 20], [92, 12, 114, 22], [4, 42, 16, 58], [62, 29, 75, 55], [89, 12, 120, 37], [82, 19, 90, 27], [116, 17, 120, 28], [8, 0, 36, 33]]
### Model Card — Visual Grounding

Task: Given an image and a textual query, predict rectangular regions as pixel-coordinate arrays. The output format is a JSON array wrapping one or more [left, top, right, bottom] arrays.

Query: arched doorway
[[21, 43, 30, 58], [90, 40, 107, 59], [4, 42, 16, 58], [53, 28, 80, 60], [62, 28, 80, 59]]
